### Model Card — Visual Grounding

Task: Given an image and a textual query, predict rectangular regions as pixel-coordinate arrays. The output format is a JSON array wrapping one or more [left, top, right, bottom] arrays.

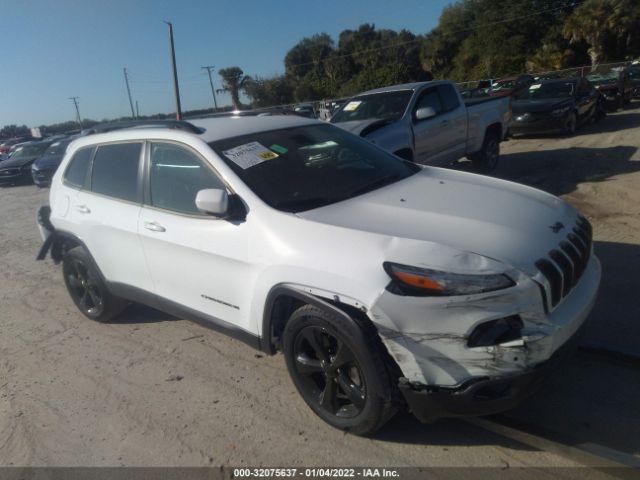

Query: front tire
[[62, 246, 126, 322], [282, 305, 398, 435]]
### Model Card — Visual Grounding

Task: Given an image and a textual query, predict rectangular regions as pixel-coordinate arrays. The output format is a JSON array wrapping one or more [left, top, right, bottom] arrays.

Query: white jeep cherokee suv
[[37, 116, 600, 435]]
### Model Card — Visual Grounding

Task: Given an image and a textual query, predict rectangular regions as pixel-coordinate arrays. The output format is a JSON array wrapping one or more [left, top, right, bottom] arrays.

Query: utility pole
[[123, 68, 136, 118], [68, 97, 83, 128], [136, 100, 140, 118], [164, 21, 182, 120], [201, 65, 219, 111]]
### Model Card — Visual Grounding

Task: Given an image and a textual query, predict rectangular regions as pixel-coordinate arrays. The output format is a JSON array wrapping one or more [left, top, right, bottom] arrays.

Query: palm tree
[[217, 67, 250, 110], [563, 0, 613, 68]]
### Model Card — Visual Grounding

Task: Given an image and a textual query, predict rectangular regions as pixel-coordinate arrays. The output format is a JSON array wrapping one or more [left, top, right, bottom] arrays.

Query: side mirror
[[415, 106, 437, 121], [195, 188, 228, 216]]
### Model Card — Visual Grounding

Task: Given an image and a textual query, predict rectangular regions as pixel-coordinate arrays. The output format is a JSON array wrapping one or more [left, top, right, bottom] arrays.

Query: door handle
[[143, 221, 166, 232], [75, 205, 91, 214], [439, 120, 449, 127]]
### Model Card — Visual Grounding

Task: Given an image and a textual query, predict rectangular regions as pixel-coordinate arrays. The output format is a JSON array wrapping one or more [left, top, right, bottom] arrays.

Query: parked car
[[0, 139, 55, 185], [510, 77, 599, 136], [586, 68, 633, 110], [31, 136, 76, 187], [488, 74, 535, 97], [293, 103, 317, 118], [0, 136, 30, 155], [318, 98, 348, 121], [625, 64, 640, 98], [330, 80, 511, 171], [37, 117, 600, 435]]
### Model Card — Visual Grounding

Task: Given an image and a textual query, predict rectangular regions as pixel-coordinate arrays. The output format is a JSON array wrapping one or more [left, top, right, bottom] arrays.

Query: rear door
[[137, 141, 254, 333], [71, 141, 153, 292]]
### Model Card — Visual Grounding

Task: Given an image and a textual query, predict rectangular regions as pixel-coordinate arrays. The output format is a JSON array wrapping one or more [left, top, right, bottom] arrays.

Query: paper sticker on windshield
[[343, 101, 362, 112], [222, 142, 278, 169], [529, 84, 542, 90]]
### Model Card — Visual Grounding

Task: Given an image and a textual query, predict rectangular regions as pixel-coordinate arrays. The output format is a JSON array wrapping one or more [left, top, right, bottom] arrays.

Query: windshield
[[11, 143, 50, 158], [44, 139, 71, 156], [330, 90, 413, 123], [586, 72, 618, 85], [627, 67, 640, 79], [490, 80, 516, 92], [515, 82, 575, 100], [209, 124, 420, 213]]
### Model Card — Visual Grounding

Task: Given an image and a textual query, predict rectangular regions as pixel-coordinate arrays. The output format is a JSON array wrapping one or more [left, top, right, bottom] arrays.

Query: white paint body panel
[[48, 116, 600, 388]]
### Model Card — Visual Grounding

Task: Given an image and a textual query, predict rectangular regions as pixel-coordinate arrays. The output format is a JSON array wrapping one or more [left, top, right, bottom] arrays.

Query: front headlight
[[550, 106, 571, 117], [383, 262, 515, 296]]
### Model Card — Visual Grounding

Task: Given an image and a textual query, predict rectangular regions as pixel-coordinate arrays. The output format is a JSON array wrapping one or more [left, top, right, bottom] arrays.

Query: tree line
[[3, 0, 639, 137], [222, 0, 640, 108]]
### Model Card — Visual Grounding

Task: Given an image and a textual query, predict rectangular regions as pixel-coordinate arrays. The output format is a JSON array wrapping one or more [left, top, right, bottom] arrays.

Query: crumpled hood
[[512, 98, 572, 114], [332, 118, 394, 137], [298, 168, 578, 275]]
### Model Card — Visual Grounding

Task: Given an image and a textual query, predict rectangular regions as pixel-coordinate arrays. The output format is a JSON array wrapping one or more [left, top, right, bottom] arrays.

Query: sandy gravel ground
[[1, 104, 639, 469]]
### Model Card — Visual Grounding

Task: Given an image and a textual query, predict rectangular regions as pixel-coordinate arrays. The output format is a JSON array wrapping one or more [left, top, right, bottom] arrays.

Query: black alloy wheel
[[293, 325, 366, 418], [65, 257, 104, 317], [282, 305, 398, 435], [62, 246, 126, 322]]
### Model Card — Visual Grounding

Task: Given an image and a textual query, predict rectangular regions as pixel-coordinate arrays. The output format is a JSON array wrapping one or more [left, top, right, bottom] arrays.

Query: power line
[[287, 1, 579, 69]]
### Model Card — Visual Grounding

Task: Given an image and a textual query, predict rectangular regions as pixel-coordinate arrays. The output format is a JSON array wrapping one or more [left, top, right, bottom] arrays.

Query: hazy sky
[[1, 0, 452, 127]]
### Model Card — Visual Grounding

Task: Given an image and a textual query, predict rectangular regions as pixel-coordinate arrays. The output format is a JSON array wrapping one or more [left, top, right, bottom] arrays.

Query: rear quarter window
[[63, 147, 94, 188], [91, 142, 142, 202]]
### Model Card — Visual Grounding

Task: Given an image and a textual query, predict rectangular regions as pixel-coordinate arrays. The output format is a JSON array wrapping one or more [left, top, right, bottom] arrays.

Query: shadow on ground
[[110, 302, 178, 324], [454, 144, 639, 197], [582, 241, 640, 357]]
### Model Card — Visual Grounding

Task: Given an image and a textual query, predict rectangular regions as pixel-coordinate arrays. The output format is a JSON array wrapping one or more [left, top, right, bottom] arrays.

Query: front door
[[137, 141, 254, 333]]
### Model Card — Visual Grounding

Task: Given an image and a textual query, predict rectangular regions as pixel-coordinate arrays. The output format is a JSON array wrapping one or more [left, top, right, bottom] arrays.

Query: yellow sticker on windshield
[[343, 101, 362, 111], [258, 150, 278, 160]]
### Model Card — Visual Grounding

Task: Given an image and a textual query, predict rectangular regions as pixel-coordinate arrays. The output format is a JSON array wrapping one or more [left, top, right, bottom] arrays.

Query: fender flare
[[260, 284, 361, 355]]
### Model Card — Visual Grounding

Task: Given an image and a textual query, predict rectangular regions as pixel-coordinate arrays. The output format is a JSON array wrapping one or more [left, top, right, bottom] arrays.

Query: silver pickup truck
[[331, 80, 512, 170]]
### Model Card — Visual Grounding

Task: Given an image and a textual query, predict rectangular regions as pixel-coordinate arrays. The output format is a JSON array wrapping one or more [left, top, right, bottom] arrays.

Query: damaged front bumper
[[370, 255, 601, 422], [398, 326, 581, 422]]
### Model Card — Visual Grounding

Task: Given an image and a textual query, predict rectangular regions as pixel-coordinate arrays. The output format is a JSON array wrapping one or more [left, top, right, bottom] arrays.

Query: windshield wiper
[[273, 197, 334, 212], [346, 174, 402, 198]]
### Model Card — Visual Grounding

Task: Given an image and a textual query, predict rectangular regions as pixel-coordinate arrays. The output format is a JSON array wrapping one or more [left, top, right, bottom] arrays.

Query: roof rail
[[81, 119, 204, 136]]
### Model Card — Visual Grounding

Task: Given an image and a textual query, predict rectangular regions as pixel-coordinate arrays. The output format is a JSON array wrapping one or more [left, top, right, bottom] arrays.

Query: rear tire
[[282, 305, 398, 435], [62, 246, 126, 322], [470, 131, 500, 172], [564, 112, 577, 136]]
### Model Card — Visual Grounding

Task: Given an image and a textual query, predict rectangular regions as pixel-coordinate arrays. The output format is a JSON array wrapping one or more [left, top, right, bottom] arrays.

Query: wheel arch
[[261, 285, 374, 355], [484, 122, 502, 142]]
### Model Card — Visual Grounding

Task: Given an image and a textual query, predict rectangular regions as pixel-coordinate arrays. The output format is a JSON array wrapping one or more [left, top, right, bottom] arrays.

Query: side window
[[64, 147, 93, 188], [414, 88, 442, 118], [437, 84, 461, 112], [91, 143, 142, 202], [149, 143, 225, 215]]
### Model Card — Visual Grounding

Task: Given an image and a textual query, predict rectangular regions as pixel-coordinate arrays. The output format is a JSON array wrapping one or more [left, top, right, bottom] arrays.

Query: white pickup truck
[[331, 80, 511, 171]]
